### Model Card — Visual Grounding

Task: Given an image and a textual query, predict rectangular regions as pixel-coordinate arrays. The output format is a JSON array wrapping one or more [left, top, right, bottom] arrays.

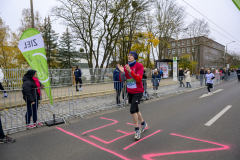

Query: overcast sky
[[0, 0, 240, 53]]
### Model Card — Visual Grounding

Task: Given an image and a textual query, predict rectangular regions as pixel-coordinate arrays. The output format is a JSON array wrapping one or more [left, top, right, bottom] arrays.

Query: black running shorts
[[128, 93, 143, 114]]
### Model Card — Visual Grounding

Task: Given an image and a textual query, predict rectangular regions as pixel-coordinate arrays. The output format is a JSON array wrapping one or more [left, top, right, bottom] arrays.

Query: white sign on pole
[[173, 57, 178, 81], [227, 64, 229, 69]]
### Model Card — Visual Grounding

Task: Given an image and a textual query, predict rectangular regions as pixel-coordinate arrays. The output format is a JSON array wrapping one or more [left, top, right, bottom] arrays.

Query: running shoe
[[141, 122, 148, 133], [35, 121, 44, 127], [0, 136, 15, 143], [26, 124, 36, 129], [134, 130, 141, 140], [79, 88, 82, 91]]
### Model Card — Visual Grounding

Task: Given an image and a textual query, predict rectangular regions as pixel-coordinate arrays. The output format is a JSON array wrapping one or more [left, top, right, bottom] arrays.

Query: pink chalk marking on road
[[126, 123, 149, 129], [123, 130, 162, 150], [116, 130, 135, 135], [56, 127, 131, 160], [142, 133, 230, 160], [90, 132, 135, 144], [90, 130, 135, 144], [82, 117, 118, 134]]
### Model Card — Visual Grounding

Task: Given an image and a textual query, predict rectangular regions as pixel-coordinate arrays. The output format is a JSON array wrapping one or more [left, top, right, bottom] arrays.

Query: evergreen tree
[[41, 16, 58, 69], [57, 28, 78, 68]]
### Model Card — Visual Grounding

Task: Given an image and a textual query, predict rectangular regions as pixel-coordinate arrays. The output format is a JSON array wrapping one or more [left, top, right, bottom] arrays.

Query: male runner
[[118, 51, 147, 140]]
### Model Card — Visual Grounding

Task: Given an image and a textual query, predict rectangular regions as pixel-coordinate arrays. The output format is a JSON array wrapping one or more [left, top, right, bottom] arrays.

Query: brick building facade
[[164, 36, 225, 72]]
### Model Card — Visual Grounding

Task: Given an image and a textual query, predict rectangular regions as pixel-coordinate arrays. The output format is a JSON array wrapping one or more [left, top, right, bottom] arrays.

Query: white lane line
[[199, 89, 224, 98], [205, 105, 232, 126], [212, 89, 224, 94]]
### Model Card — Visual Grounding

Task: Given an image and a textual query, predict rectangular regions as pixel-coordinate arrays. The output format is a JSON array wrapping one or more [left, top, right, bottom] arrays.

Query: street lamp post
[[224, 41, 235, 68], [30, 0, 35, 28]]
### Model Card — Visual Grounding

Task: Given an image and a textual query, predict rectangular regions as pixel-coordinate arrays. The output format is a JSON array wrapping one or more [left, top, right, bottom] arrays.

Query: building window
[[187, 47, 190, 53], [187, 40, 190, 45], [172, 49, 175, 54], [182, 41, 185, 45], [182, 48, 185, 53], [168, 50, 171, 55], [192, 39, 195, 44], [178, 42, 180, 46], [178, 49, 180, 54], [172, 42, 175, 47], [192, 48, 195, 52]]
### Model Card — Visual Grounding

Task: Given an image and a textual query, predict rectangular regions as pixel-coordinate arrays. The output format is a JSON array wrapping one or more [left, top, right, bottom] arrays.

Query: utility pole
[[225, 41, 235, 68], [30, 0, 35, 28]]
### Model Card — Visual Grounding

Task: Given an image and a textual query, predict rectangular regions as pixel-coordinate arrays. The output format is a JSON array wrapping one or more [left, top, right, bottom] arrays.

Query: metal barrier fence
[[0, 72, 237, 134], [1, 68, 153, 90]]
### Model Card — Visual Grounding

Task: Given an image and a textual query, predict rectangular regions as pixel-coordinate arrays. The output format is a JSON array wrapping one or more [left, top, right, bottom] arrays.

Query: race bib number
[[127, 79, 137, 89]]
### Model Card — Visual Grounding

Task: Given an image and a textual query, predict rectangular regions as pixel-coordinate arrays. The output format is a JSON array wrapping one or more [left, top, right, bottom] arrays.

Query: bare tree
[[154, 0, 187, 59], [52, 0, 153, 82], [184, 19, 211, 70]]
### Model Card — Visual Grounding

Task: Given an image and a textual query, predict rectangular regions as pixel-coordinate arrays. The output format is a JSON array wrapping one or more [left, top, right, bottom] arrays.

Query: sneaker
[[212, 86, 214, 89], [0, 136, 16, 143], [76, 89, 79, 92], [134, 130, 141, 140], [141, 122, 148, 133], [208, 92, 211, 94], [35, 121, 44, 127], [79, 88, 82, 91], [26, 124, 36, 129]]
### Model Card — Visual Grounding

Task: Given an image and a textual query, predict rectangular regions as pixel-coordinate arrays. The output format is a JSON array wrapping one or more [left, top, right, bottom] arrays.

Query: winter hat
[[116, 65, 120, 71], [25, 69, 37, 78], [129, 51, 138, 60]]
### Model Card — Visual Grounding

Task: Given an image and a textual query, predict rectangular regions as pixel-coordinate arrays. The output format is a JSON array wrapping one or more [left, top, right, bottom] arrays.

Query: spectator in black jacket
[[200, 67, 205, 86], [22, 70, 44, 129], [178, 68, 185, 87], [74, 66, 82, 91], [142, 68, 148, 96]]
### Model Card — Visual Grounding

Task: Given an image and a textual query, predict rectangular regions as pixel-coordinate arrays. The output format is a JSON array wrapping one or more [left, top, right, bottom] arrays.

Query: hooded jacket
[[22, 75, 41, 103], [113, 69, 123, 90], [0, 69, 4, 83], [152, 72, 161, 86]]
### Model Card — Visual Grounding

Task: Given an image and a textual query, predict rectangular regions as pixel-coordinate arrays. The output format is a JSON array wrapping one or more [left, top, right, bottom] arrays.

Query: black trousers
[[75, 78, 82, 89], [0, 116, 5, 139], [116, 89, 124, 104], [179, 77, 185, 87], [0, 83, 6, 93], [238, 75, 240, 81], [207, 83, 213, 92], [160, 74, 164, 79]]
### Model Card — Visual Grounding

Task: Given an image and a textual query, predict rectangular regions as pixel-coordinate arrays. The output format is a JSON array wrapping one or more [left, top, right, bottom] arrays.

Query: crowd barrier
[[0, 72, 237, 134]]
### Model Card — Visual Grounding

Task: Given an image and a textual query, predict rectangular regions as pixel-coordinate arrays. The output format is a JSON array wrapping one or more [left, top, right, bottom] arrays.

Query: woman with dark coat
[[22, 70, 44, 129], [152, 69, 161, 90]]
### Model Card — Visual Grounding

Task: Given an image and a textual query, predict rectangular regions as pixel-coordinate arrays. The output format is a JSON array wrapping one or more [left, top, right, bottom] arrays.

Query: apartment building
[[165, 36, 225, 71]]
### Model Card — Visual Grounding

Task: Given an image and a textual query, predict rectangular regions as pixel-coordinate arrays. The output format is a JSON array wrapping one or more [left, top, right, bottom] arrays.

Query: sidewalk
[[0, 78, 184, 110]]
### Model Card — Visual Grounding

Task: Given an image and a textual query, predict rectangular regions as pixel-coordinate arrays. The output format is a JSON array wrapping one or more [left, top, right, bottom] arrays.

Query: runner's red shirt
[[123, 62, 144, 94]]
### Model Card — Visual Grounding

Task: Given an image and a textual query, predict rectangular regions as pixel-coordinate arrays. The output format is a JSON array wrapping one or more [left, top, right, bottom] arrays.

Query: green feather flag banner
[[233, 0, 240, 11], [18, 28, 53, 105]]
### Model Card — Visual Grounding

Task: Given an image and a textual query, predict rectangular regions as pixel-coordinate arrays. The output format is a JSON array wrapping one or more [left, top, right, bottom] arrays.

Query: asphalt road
[[0, 79, 240, 160]]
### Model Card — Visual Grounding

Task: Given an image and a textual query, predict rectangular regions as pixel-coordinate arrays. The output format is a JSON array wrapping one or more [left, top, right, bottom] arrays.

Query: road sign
[[173, 57, 178, 81]]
